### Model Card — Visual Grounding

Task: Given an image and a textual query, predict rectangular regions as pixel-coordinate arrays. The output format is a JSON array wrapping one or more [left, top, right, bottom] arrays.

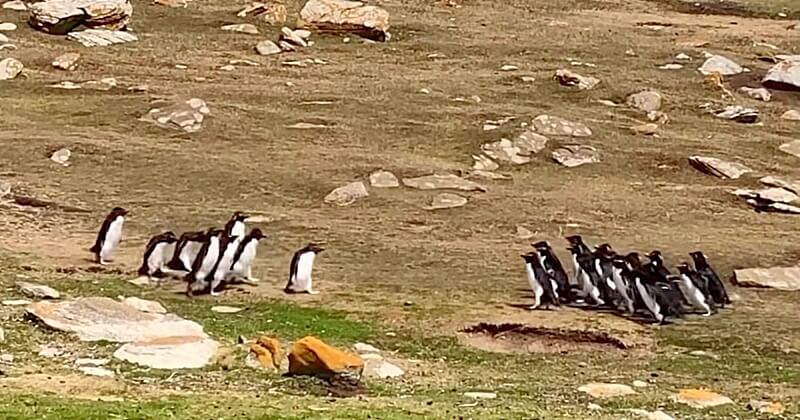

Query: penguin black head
[[163, 231, 178, 242], [111, 207, 128, 217], [611, 256, 628, 269], [676, 262, 693, 274], [521, 253, 537, 262], [231, 211, 248, 222], [206, 227, 224, 237], [624, 252, 642, 268], [647, 250, 662, 259], [307, 243, 325, 253], [249, 228, 266, 240], [564, 235, 583, 245], [689, 251, 706, 262], [531, 240, 550, 250], [595, 243, 615, 258]]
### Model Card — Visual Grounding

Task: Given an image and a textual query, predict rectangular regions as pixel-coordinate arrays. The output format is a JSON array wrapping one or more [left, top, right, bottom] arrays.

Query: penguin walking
[[593, 244, 620, 305], [690, 251, 731, 308], [166, 230, 207, 272], [284, 243, 324, 294], [645, 250, 671, 282], [673, 263, 713, 316], [224, 211, 248, 239], [630, 271, 664, 324], [228, 228, 267, 285], [89, 207, 128, 265], [573, 250, 604, 306], [610, 257, 636, 315], [185, 228, 224, 296], [532, 241, 571, 303], [137, 231, 178, 280], [521, 252, 559, 310], [208, 233, 241, 296]]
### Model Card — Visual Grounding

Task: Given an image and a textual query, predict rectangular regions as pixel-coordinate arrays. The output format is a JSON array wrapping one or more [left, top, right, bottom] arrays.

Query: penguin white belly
[[232, 241, 258, 275], [161, 243, 176, 269], [293, 252, 316, 291], [180, 241, 203, 271], [525, 264, 543, 308], [195, 239, 220, 280], [147, 243, 167, 274], [231, 221, 246, 239], [636, 279, 662, 322], [214, 244, 238, 282], [100, 217, 124, 260], [681, 275, 711, 315]]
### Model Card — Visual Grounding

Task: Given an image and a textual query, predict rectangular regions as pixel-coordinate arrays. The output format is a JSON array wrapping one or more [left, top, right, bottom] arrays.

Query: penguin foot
[[210, 291, 222, 297], [99, 260, 110, 266], [246, 277, 261, 283], [528, 304, 539, 311], [307, 290, 320, 295]]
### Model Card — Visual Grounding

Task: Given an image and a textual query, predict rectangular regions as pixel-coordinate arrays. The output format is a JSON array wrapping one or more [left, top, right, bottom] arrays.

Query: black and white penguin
[[645, 250, 672, 283], [521, 252, 559, 310], [228, 228, 267, 285], [610, 256, 636, 315], [629, 270, 665, 324], [572, 248, 604, 306], [208, 233, 241, 296], [532, 241, 571, 303], [284, 243, 324, 294], [624, 252, 643, 271], [690, 251, 731, 307], [224, 211, 248, 240], [137, 231, 178, 279], [593, 244, 620, 305], [166, 230, 207, 272], [185, 228, 224, 296], [674, 263, 713, 316], [89, 207, 128, 265]]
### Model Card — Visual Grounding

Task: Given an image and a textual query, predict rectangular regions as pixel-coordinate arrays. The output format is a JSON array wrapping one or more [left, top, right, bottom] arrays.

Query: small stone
[[781, 110, 800, 120], [629, 409, 676, 420], [0, 33, 8, 43], [688, 350, 718, 359], [280, 27, 307, 47], [632, 380, 647, 388], [66, 29, 137, 47], [17, 281, 60, 299], [120, 297, 167, 314], [554, 69, 599, 90], [587, 403, 602, 410], [0, 57, 23, 80], [531, 115, 592, 137], [50, 148, 72, 166], [74, 358, 109, 366], [403, 174, 486, 192], [426, 193, 467, 210], [672, 389, 732, 408], [625, 49, 636, 56], [419, 88, 430, 94], [2, 299, 31, 306], [520, 76, 536, 83], [675, 53, 691, 61], [324, 181, 369, 206], [688, 156, 753, 179], [552, 145, 599, 167], [52, 52, 80, 70], [630, 123, 659, 136], [211, 305, 244, 314], [713, 105, 759, 123], [0, 22, 17, 31], [578, 383, 636, 398], [762, 57, 800, 91], [734, 187, 799, 205], [365, 359, 404, 379], [463, 392, 497, 399], [699, 55, 743, 76], [659, 63, 683, 70], [780, 140, 800, 159], [0, 354, 13, 363], [354, 343, 381, 354], [500, 64, 519, 71], [516, 225, 534, 239], [2, 1, 27, 11], [38, 345, 64, 358], [747, 400, 785, 415], [0, 327, 4, 343], [469, 170, 510, 180], [626, 90, 662, 113], [739, 86, 771, 101], [369, 170, 399, 188], [221, 23, 259, 35], [78, 366, 115, 377], [219, 64, 235, 71], [141, 98, 210, 133], [472, 154, 499, 171], [255, 40, 282, 56]]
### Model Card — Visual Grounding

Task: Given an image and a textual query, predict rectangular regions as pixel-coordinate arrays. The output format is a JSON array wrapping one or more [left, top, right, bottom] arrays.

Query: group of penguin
[[89, 207, 325, 296], [522, 235, 732, 324]]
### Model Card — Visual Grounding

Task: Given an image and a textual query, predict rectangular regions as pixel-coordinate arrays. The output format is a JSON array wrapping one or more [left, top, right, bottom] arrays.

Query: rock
[[587, 403, 602, 410], [114, 335, 219, 369], [280, 26, 307, 47], [0, 22, 16, 31], [255, 40, 282, 55], [629, 409, 675, 420], [324, 181, 368, 206], [472, 154, 499, 171], [287, 122, 328, 128], [426, 193, 467, 210], [288, 336, 364, 384], [0, 354, 13, 363], [630, 123, 658, 136], [211, 305, 243, 314], [238, 2, 287, 24], [516, 225, 534, 239], [578, 383, 636, 398], [672, 389, 733, 408], [78, 366, 114, 377], [0, 327, 4, 342], [0, 57, 23, 80], [354, 343, 380, 354], [689, 350, 718, 359], [25, 297, 207, 342], [403, 174, 486, 192], [74, 358, 109, 366], [626, 90, 662, 113], [734, 187, 799, 204], [369, 170, 399, 188], [552, 145, 598, 167], [3, 1, 27, 10], [514, 130, 548, 155], [52, 52, 80, 70], [763, 59, 800, 91], [760, 175, 800, 195], [632, 380, 648, 388], [38, 344, 64, 357], [675, 53, 691, 61], [469, 170, 510, 181], [531, 115, 591, 137], [782, 110, 800, 121], [364, 358, 404, 379], [0, 33, 8, 43], [29, 0, 133, 35], [120, 297, 166, 314], [17, 281, 60, 299], [50, 148, 71, 166], [698, 55, 743, 76], [2, 299, 31, 306], [734, 267, 800, 291], [463, 391, 497, 399], [141, 98, 210, 133], [780, 140, 800, 159], [500, 64, 519, 71], [554, 69, 599, 90], [481, 139, 530, 165], [67, 29, 137, 47], [153, 0, 189, 7], [688, 156, 753, 179], [221, 23, 259, 35], [714, 105, 759, 123], [739, 87, 771, 101], [659, 63, 683, 70], [249, 336, 283, 370], [298, 0, 389, 41], [747, 400, 784, 415]]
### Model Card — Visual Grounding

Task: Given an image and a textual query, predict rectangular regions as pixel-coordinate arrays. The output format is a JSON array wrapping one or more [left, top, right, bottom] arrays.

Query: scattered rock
[[114, 335, 220, 369], [782, 110, 800, 120], [255, 40, 282, 55], [472, 154, 499, 171], [747, 400, 785, 415], [0, 353, 13, 363], [219, 64, 235, 71], [221, 23, 259, 35], [153, 0, 189, 7], [280, 27, 308, 47], [141, 98, 210, 133], [531, 115, 591, 137], [463, 392, 497, 399], [2, 299, 31, 306], [632, 380, 648, 388], [78, 366, 114, 377], [552, 145, 598, 167], [468, 170, 510, 181], [368, 170, 399, 188], [297, 0, 390, 42], [0, 33, 8, 43], [402, 174, 486, 192], [248, 336, 283, 370], [29, 0, 132, 35], [288, 336, 364, 384], [17, 281, 60, 299], [353, 343, 381, 354], [426, 193, 467, 210], [739, 86, 771, 101], [626, 90, 662, 113], [688, 156, 753, 179], [0, 327, 4, 342], [629, 409, 676, 420], [672, 389, 733, 408], [364, 358, 404, 379], [713, 105, 759, 123], [74, 358, 109, 366], [211, 305, 243, 314], [688, 350, 718, 359], [120, 297, 166, 314], [38, 344, 64, 357], [50, 148, 71, 166], [3, 1, 27, 11], [67, 29, 138, 47], [630, 123, 658, 136], [500, 64, 519, 71], [734, 267, 800, 291], [481, 139, 529, 165], [0, 57, 23, 80], [286, 122, 328, 129], [324, 181, 369, 206], [659, 63, 683, 70], [578, 383, 636, 398], [761, 175, 800, 195], [554, 69, 599, 90], [238, 2, 287, 24], [675, 53, 691, 61], [0, 22, 16, 31], [52, 52, 80, 70], [698, 54, 743, 76], [762, 57, 800, 91], [734, 187, 799, 205]]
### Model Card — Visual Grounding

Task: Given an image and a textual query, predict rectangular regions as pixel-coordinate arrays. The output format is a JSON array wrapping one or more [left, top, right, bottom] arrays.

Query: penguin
[[645, 250, 671, 283], [224, 211, 248, 239], [166, 230, 207, 272], [284, 243, 324, 294], [208, 233, 241, 296], [593, 244, 620, 302], [532, 241, 571, 303], [89, 207, 128, 265], [228, 228, 267, 284], [185, 228, 224, 296], [610, 256, 636, 315], [137, 231, 178, 279], [624, 252, 643, 271], [572, 248, 604, 306], [564, 236, 594, 304], [521, 252, 559, 310], [673, 263, 713, 316], [630, 270, 664, 324], [690, 251, 731, 307]]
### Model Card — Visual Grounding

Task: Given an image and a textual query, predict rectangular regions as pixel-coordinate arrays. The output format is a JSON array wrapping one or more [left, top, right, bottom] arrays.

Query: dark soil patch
[[460, 322, 636, 354], [727, 71, 800, 106], [648, 0, 798, 19]]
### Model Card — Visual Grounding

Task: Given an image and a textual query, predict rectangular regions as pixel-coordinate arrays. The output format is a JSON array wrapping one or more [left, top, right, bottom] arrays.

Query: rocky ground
[[1, 0, 800, 418]]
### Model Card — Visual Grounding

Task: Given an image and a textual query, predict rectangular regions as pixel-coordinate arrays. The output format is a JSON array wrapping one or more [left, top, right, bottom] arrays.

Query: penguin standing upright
[[593, 244, 620, 304], [630, 270, 664, 324], [185, 228, 224, 296], [89, 207, 128, 265], [166, 230, 207, 272], [521, 252, 559, 310], [228, 228, 267, 284], [610, 256, 636, 315], [645, 250, 671, 282], [285, 243, 325, 294], [532, 241, 571, 303], [224, 212, 248, 239], [690, 251, 731, 308], [673, 263, 713, 316], [208, 233, 241, 296], [137, 231, 178, 279]]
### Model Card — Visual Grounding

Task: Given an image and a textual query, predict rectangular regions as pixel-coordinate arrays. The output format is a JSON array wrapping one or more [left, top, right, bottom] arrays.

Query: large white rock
[[0, 57, 23, 80], [734, 267, 800, 291], [141, 98, 210, 133], [763, 58, 800, 91], [578, 383, 636, 398], [298, 0, 390, 41], [324, 181, 369, 206], [113, 335, 219, 369], [17, 281, 60, 299], [368, 170, 399, 188], [672, 389, 733, 408], [28, 0, 133, 35], [688, 156, 753, 179], [698, 55, 743, 76]]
